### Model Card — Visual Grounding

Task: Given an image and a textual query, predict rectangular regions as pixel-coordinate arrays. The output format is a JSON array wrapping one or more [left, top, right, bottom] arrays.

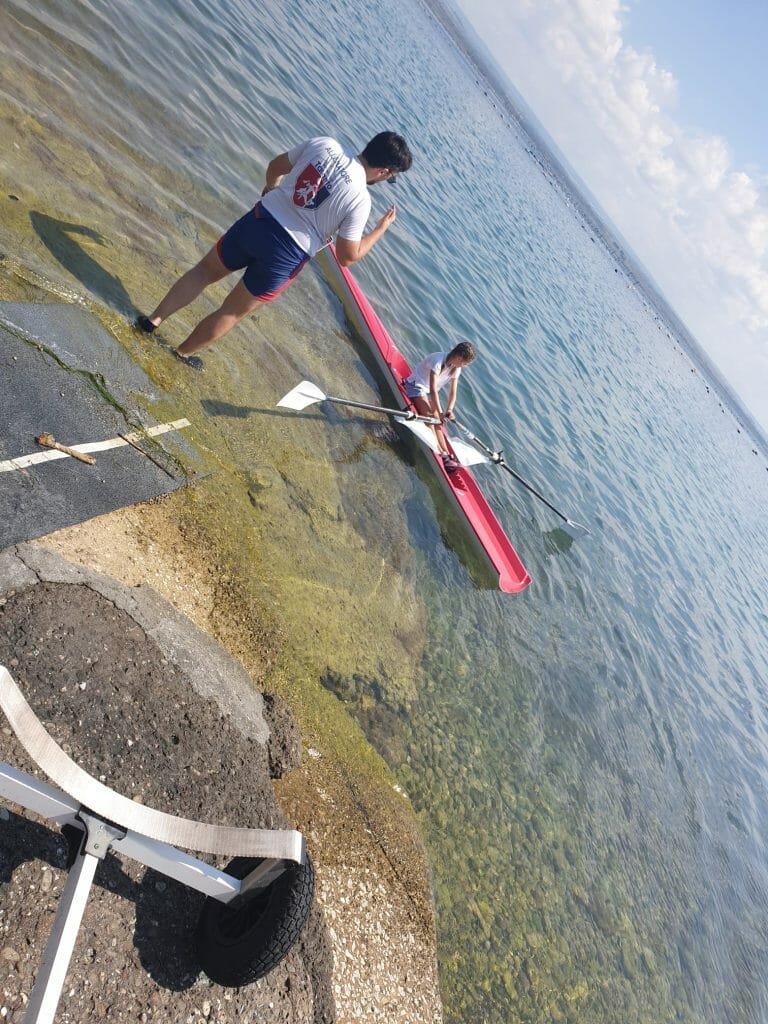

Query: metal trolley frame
[[0, 666, 310, 1024]]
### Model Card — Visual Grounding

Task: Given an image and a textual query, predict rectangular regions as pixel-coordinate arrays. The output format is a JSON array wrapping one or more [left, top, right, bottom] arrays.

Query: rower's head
[[360, 132, 413, 185], [446, 341, 476, 369]]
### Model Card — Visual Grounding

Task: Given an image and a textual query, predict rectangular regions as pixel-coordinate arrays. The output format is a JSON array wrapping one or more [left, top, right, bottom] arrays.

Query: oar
[[454, 421, 590, 535], [278, 380, 439, 423]]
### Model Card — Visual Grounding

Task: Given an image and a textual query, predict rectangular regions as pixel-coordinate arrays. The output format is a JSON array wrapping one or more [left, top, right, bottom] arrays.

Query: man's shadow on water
[[30, 211, 135, 314]]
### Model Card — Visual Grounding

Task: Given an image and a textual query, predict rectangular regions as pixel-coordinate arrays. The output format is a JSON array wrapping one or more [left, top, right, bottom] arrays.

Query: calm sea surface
[[3, 0, 768, 1021]]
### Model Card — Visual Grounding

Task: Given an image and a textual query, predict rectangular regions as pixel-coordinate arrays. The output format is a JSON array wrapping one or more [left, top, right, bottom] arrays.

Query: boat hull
[[318, 249, 532, 594]]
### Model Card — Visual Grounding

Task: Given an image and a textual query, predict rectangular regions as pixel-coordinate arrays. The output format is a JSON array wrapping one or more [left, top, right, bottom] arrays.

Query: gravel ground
[[0, 561, 334, 1023]]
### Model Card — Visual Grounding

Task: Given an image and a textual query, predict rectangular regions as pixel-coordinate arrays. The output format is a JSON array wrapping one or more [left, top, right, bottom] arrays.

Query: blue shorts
[[216, 203, 309, 299], [403, 378, 429, 399]]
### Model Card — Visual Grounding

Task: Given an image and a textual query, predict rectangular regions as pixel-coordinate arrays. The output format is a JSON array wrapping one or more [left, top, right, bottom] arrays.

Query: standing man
[[136, 132, 413, 368]]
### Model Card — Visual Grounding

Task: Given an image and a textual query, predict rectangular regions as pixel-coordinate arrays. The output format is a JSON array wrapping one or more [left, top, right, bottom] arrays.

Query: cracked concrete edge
[[0, 543, 270, 746]]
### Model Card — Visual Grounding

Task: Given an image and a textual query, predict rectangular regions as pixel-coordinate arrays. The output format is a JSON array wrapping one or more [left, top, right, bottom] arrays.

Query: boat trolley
[[0, 666, 314, 1024]]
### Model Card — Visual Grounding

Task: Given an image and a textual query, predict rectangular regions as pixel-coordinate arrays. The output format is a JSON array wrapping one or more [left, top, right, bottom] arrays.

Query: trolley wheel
[[195, 855, 314, 986]]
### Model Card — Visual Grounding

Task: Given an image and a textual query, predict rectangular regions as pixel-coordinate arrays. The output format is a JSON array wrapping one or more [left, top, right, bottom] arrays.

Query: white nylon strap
[[0, 667, 304, 862]]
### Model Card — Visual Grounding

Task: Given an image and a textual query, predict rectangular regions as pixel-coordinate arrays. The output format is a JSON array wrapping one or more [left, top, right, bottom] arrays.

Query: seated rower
[[403, 342, 476, 472]]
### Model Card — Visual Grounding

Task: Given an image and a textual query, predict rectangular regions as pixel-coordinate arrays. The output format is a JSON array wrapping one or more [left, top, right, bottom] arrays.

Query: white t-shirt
[[406, 351, 461, 396], [260, 137, 371, 257]]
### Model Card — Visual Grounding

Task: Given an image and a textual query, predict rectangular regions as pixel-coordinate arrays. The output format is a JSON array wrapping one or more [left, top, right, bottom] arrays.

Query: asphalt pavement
[[0, 302, 198, 548]]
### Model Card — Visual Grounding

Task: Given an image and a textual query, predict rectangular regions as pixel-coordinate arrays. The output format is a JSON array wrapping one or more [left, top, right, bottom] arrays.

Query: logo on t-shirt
[[293, 163, 330, 210]]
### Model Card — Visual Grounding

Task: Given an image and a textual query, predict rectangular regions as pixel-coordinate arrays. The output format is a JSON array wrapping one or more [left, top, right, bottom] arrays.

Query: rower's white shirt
[[260, 137, 371, 257], [406, 351, 461, 395]]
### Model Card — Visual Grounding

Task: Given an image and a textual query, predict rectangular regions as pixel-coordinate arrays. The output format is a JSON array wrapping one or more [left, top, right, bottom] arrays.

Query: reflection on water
[[2, 0, 768, 1022]]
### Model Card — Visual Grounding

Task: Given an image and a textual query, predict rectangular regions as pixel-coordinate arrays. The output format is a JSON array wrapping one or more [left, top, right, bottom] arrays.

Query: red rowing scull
[[319, 248, 532, 594]]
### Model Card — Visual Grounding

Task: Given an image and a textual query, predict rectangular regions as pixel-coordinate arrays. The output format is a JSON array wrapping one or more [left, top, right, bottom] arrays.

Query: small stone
[[1, 948, 20, 963]]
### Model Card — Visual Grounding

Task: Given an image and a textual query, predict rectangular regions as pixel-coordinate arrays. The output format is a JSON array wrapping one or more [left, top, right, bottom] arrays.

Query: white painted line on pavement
[[0, 419, 191, 473]]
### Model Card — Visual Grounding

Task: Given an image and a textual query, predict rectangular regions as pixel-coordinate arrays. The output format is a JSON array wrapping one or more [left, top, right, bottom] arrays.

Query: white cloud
[[681, 135, 730, 192], [456, 0, 768, 429], [724, 173, 759, 218]]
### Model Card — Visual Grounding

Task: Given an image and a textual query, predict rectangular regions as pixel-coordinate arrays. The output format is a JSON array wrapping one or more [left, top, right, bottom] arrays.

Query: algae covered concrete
[[0, 109, 431, 745], [0, 66, 442, 1024]]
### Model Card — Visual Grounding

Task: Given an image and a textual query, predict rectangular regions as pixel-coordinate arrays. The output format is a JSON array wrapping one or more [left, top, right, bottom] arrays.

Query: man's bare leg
[[175, 279, 265, 356], [144, 247, 232, 328]]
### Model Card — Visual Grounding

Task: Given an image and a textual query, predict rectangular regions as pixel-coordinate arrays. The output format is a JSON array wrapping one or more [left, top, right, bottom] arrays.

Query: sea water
[[2, 0, 768, 1021]]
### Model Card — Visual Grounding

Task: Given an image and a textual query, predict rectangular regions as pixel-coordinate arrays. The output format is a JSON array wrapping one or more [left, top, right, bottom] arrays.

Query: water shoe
[[173, 350, 204, 371], [135, 314, 158, 334]]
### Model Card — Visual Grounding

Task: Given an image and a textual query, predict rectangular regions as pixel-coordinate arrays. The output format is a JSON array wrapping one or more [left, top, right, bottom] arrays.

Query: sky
[[454, 0, 768, 433]]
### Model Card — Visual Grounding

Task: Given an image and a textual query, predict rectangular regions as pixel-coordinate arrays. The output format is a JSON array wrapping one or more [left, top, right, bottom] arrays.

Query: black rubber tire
[[195, 855, 314, 986]]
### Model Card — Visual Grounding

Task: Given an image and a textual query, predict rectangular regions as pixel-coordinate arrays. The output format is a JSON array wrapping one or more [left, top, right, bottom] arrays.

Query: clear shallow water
[[2, 0, 768, 1021]]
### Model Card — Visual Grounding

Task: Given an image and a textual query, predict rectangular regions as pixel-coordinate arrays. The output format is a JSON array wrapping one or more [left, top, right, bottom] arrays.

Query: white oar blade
[[448, 438, 491, 467], [277, 380, 326, 411], [395, 417, 441, 452]]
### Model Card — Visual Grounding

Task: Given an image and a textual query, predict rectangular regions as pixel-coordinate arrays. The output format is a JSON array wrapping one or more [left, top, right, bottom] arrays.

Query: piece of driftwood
[[35, 433, 96, 465]]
